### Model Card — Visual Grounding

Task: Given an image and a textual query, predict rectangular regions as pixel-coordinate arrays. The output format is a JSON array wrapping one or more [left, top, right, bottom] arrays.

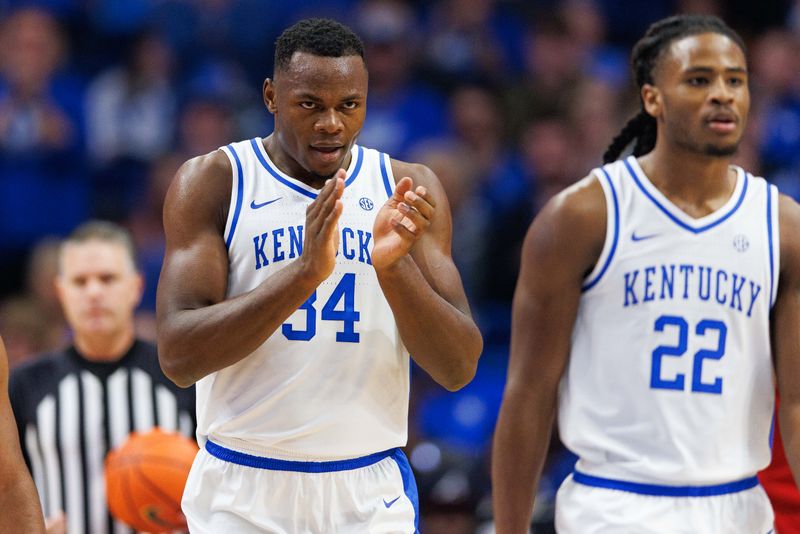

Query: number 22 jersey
[[560, 156, 779, 485], [194, 138, 409, 461]]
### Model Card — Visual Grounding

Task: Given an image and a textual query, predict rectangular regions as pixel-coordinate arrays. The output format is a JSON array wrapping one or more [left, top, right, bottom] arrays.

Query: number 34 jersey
[[561, 156, 779, 485], [194, 138, 409, 461]]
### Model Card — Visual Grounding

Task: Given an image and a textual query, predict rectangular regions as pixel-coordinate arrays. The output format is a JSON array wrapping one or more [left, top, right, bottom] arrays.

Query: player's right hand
[[298, 170, 345, 283]]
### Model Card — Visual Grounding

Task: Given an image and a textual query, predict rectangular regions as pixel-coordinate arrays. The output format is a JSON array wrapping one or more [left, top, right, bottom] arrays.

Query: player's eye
[[728, 77, 745, 87], [341, 101, 358, 110], [687, 77, 709, 86], [299, 102, 317, 110]]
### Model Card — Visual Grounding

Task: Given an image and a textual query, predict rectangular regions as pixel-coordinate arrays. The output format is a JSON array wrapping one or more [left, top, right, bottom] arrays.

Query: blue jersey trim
[[224, 144, 245, 249], [346, 145, 364, 188], [251, 138, 315, 199], [392, 449, 420, 533], [205, 440, 396, 473], [766, 182, 776, 308], [572, 470, 759, 497], [250, 139, 364, 199], [379, 152, 393, 198], [582, 168, 620, 292], [624, 158, 748, 234], [769, 410, 776, 450]]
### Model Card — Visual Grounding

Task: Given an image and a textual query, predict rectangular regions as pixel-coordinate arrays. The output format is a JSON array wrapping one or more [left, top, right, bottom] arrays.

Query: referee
[[9, 221, 195, 534]]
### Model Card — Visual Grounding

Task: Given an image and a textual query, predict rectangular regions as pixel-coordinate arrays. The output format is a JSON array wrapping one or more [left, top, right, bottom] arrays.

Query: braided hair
[[603, 15, 746, 164]]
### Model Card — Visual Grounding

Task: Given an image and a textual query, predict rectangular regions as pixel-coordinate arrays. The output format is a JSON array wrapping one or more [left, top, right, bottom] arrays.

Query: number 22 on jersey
[[650, 315, 727, 394]]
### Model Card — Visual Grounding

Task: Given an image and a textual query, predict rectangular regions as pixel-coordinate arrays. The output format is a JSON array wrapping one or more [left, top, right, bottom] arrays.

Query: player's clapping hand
[[298, 169, 345, 283], [372, 176, 434, 271]]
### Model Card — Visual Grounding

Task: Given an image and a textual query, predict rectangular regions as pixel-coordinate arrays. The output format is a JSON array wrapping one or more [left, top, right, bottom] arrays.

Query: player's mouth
[[705, 111, 738, 134], [310, 144, 345, 164], [86, 307, 110, 318]]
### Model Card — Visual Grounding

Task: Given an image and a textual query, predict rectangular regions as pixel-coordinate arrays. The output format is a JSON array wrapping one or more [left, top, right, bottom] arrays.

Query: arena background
[[0, 0, 797, 532]]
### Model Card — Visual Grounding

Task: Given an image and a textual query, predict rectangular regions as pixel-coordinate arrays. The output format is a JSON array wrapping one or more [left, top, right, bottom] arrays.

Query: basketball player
[[156, 18, 482, 533], [492, 15, 800, 533], [10, 221, 195, 534], [0, 336, 46, 533]]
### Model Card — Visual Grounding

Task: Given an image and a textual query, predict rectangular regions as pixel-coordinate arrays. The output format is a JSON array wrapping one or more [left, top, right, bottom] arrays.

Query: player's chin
[[307, 162, 343, 180], [703, 141, 740, 157], [308, 148, 347, 175]]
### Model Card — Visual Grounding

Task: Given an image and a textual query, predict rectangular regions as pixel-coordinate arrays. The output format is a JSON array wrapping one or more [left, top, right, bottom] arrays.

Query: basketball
[[105, 428, 198, 533]]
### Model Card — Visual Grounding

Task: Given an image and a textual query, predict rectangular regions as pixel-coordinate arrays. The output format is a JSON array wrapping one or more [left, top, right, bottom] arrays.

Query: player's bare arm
[[371, 160, 482, 391], [773, 194, 800, 486], [157, 150, 345, 387], [0, 338, 46, 534], [491, 176, 606, 533]]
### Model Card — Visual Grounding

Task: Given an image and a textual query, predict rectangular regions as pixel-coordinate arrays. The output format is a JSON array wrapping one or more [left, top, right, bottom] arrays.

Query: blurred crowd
[[1, 0, 800, 531]]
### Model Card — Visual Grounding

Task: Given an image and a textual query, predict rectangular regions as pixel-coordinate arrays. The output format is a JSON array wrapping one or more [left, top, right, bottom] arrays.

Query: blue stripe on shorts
[[573, 470, 759, 497], [205, 440, 396, 473]]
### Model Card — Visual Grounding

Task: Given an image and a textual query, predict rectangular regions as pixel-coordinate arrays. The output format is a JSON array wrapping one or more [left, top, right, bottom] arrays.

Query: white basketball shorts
[[182, 440, 419, 533], [556, 471, 775, 533]]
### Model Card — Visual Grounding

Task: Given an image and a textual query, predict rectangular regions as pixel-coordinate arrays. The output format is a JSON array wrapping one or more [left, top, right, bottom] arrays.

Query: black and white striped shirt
[[9, 340, 196, 534]]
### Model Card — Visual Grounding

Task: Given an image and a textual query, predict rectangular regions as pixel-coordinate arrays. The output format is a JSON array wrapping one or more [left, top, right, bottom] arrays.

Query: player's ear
[[641, 83, 662, 118], [263, 78, 277, 114]]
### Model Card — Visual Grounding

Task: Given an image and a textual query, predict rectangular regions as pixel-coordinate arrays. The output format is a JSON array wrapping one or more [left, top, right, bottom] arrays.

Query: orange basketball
[[105, 428, 198, 533]]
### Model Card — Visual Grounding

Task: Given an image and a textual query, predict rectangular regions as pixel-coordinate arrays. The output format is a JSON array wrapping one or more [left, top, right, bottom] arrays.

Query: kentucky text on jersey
[[622, 263, 762, 317], [252, 225, 373, 269]]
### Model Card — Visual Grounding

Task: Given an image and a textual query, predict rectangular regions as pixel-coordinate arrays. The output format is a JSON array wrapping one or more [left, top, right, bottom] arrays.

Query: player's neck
[[73, 327, 136, 362], [637, 145, 736, 215]]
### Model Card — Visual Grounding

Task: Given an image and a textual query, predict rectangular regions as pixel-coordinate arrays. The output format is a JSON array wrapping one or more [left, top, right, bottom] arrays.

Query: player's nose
[[709, 77, 735, 104], [315, 108, 343, 133]]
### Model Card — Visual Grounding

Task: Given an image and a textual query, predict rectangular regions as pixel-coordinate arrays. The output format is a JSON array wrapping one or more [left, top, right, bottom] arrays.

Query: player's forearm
[[157, 262, 320, 387], [375, 256, 482, 391], [0, 472, 45, 534], [492, 390, 556, 534], [778, 399, 800, 487]]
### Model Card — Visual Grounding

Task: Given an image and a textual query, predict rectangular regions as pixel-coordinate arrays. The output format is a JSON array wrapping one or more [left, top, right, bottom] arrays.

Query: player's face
[[266, 52, 367, 181], [648, 32, 749, 157], [56, 240, 142, 342]]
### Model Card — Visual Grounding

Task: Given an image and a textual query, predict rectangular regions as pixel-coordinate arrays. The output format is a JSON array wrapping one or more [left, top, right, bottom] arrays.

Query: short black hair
[[603, 15, 746, 163], [274, 18, 364, 73]]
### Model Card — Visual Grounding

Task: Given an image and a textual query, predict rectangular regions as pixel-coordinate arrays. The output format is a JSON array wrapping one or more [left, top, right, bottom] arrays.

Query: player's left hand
[[372, 176, 434, 271]]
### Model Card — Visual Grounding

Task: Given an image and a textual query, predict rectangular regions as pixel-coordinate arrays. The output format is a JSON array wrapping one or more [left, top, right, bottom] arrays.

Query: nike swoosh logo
[[250, 197, 282, 209], [631, 231, 659, 242], [383, 496, 401, 508]]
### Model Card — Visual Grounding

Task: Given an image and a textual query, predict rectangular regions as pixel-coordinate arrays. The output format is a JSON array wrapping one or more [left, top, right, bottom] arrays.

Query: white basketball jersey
[[194, 137, 409, 460], [560, 156, 779, 485]]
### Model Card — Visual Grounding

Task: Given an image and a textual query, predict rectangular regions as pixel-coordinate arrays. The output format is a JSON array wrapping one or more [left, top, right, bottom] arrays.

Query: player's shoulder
[[521, 173, 607, 275], [173, 148, 232, 197], [776, 190, 800, 233], [777, 192, 800, 270], [164, 146, 236, 234], [542, 172, 606, 229], [387, 157, 440, 191], [778, 191, 800, 218]]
